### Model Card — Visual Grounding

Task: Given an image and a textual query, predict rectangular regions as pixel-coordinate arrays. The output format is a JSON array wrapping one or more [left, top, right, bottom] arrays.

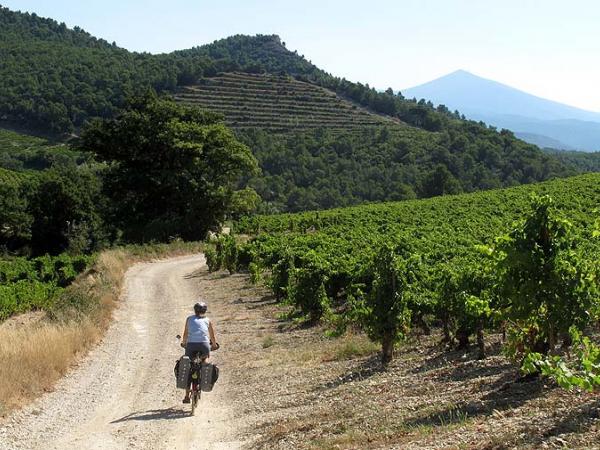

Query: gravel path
[[0, 254, 241, 450]]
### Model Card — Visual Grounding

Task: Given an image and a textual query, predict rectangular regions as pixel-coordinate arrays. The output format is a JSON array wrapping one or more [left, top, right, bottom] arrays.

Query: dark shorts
[[185, 341, 210, 360]]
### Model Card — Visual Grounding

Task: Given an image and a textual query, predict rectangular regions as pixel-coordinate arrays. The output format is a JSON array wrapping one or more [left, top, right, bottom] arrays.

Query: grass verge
[[0, 241, 202, 416]]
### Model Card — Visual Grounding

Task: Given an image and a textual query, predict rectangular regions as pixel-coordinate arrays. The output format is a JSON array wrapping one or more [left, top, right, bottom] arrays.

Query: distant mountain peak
[[448, 69, 474, 76], [403, 71, 600, 151]]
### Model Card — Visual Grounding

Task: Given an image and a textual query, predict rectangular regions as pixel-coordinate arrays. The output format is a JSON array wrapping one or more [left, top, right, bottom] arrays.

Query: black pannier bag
[[174, 356, 191, 389], [200, 362, 219, 392]]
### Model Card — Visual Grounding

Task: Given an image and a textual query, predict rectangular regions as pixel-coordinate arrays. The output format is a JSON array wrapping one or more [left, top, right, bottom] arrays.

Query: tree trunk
[[476, 318, 485, 359], [532, 337, 549, 355], [561, 332, 572, 357], [548, 323, 557, 355], [456, 325, 470, 351], [441, 312, 452, 344], [414, 312, 431, 336], [381, 331, 394, 367]]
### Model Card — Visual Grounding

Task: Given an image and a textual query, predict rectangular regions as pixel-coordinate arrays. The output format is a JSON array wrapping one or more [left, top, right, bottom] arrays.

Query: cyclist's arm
[[182, 318, 189, 345], [208, 321, 216, 345]]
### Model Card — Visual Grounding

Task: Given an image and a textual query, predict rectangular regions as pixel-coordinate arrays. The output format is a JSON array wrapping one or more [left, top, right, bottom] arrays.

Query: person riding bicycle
[[181, 301, 217, 404]]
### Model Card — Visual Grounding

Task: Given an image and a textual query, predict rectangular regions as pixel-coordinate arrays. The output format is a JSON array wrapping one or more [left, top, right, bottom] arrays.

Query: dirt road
[[0, 254, 241, 450]]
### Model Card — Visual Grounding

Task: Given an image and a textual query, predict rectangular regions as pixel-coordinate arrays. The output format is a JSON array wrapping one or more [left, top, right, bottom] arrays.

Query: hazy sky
[[3, 0, 600, 111]]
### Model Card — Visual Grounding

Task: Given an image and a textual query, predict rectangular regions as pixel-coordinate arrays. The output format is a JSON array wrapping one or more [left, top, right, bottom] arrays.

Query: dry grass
[[0, 319, 99, 414], [0, 244, 202, 416], [262, 334, 276, 348], [320, 333, 380, 362]]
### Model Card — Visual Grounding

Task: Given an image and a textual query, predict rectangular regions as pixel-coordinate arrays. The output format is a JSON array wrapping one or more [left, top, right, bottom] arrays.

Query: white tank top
[[187, 315, 210, 343]]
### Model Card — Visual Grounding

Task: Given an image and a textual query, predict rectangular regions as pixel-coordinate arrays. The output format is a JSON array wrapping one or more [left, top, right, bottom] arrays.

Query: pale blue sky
[[3, 0, 600, 111]]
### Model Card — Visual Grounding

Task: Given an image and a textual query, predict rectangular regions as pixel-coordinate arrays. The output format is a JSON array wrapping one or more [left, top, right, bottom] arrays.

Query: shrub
[[205, 247, 220, 272], [288, 266, 330, 321], [492, 195, 599, 359], [353, 242, 420, 365], [222, 235, 239, 274], [249, 262, 261, 284], [0, 280, 61, 320], [269, 252, 295, 301]]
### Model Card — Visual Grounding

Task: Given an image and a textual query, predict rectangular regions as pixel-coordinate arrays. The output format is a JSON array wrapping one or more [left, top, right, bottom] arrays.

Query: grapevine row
[[216, 174, 600, 387]]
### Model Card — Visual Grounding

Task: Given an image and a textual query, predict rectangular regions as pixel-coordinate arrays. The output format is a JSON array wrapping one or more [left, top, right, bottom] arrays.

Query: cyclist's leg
[[199, 341, 210, 361]]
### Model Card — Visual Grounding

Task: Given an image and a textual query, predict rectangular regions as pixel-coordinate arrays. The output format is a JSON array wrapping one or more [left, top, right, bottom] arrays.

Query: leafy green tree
[[230, 187, 262, 219], [27, 165, 106, 255], [421, 164, 462, 197], [0, 181, 32, 252], [491, 195, 598, 358], [78, 93, 258, 242]]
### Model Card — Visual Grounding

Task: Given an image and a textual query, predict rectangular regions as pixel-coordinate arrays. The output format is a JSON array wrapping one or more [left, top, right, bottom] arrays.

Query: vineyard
[[0, 130, 96, 320], [0, 167, 30, 185], [212, 173, 600, 387], [174, 72, 396, 132], [0, 128, 82, 171], [0, 127, 49, 148], [0, 253, 94, 320]]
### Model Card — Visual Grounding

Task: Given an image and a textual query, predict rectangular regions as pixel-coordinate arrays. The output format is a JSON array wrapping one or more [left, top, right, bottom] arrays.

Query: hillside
[[0, 128, 83, 170], [0, 5, 580, 214], [236, 126, 571, 212], [543, 148, 600, 173], [0, 5, 444, 135], [175, 72, 393, 132], [0, 166, 29, 184], [404, 70, 600, 151], [236, 172, 600, 239]]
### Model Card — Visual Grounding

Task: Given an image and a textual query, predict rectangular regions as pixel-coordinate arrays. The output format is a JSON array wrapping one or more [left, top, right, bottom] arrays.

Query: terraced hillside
[[0, 128, 50, 150], [174, 72, 396, 132], [0, 128, 84, 171], [0, 167, 29, 184]]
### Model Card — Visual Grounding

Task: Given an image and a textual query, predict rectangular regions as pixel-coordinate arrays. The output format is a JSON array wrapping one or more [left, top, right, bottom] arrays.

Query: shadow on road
[[111, 407, 189, 423]]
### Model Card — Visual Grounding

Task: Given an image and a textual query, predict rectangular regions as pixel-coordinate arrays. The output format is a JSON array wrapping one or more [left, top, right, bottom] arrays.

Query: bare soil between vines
[[209, 270, 600, 449]]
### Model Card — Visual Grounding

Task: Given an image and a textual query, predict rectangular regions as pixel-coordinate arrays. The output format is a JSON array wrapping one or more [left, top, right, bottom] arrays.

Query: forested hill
[[0, 6, 578, 212], [0, 6, 200, 133], [0, 5, 533, 137], [0, 4, 442, 134]]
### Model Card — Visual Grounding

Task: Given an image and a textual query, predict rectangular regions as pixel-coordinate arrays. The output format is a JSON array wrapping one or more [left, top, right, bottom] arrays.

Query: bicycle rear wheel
[[191, 388, 200, 415]]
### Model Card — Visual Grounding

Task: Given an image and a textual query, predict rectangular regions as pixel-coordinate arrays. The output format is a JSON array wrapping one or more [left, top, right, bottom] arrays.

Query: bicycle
[[188, 352, 207, 415], [176, 335, 219, 416]]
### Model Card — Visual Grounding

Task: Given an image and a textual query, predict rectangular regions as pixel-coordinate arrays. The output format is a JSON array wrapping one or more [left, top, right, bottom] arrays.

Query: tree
[[229, 187, 261, 220], [0, 181, 32, 252], [421, 164, 462, 197], [78, 92, 258, 242], [27, 165, 106, 255]]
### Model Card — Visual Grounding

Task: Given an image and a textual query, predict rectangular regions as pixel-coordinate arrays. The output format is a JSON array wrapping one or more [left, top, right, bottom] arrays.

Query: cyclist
[[181, 301, 217, 404]]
